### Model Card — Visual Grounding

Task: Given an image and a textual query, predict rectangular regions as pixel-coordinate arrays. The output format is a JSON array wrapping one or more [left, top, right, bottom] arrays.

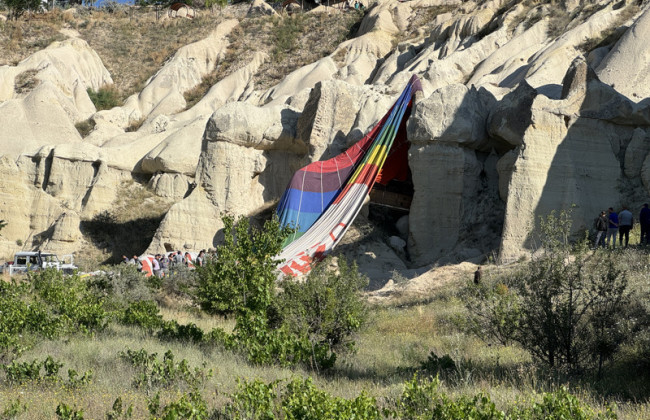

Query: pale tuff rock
[[495, 58, 625, 262], [407, 144, 484, 265], [518, 2, 630, 98], [0, 37, 111, 105], [488, 82, 538, 147], [185, 51, 267, 118], [642, 154, 650, 195], [625, 128, 650, 179], [407, 84, 503, 265], [258, 57, 338, 106], [4, 0, 650, 272], [247, 0, 278, 17], [148, 102, 307, 251], [50, 212, 82, 243], [467, 19, 550, 91], [0, 82, 87, 156], [28, 143, 131, 218], [297, 79, 392, 161], [0, 37, 112, 156], [146, 187, 220, 253], [407, 84, 496, 150], [140, 117, 207, 176], [596, 6, 650, 100], [149, 173, 193, 200]]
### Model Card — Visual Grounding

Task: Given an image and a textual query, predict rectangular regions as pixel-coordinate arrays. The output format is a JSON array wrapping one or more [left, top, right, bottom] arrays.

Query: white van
[[1, 251, 77, 275]]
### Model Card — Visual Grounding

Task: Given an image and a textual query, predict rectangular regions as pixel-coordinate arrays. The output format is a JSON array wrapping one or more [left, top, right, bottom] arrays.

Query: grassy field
[[0, 246, 648, 419]]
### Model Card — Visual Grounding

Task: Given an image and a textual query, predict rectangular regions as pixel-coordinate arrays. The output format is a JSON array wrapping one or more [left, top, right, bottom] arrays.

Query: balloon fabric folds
[[275, 75, 422, 276]]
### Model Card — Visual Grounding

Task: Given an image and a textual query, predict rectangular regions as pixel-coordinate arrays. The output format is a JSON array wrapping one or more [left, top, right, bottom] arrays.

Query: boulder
[[407, 83, 496, 151], [596, 7, 650, 100], [247, 0, 278, 17]]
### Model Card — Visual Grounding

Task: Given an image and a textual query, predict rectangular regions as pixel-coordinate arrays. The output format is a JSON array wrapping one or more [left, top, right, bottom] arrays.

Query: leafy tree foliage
[[276, 257, 369, 369], [4, 0, 42, 19], [195, 215, 290, 317], [195, 215, 369, 370], [466, 210, 634, 373]]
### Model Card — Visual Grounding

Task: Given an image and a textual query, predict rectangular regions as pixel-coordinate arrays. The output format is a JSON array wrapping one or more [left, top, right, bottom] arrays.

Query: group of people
[[121, 249, 210, 277], [593, 204, 650, 249]]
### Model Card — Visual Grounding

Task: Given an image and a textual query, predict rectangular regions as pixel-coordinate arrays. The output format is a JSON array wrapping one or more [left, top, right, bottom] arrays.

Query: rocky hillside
[[1, 0, 650, 273]]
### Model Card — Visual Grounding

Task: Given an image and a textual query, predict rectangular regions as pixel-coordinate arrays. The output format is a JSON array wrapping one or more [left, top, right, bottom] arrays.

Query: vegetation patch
[[87, 85, 122, 110]]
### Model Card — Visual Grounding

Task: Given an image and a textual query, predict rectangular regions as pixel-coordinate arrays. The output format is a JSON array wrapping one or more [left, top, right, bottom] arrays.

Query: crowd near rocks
[[121, 249, 213, 277], [593, 204, 650, 249]]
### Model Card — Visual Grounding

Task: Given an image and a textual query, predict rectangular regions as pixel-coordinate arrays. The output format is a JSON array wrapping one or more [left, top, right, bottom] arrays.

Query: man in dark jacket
[[640, 203, 650, 246], [594, 211, 608, 249]]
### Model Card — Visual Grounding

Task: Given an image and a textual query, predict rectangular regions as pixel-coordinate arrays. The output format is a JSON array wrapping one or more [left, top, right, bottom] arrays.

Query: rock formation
[[2, 0, 650, 277]]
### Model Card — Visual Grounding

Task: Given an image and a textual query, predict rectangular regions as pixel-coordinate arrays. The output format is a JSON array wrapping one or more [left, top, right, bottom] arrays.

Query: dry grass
[[0, 12, 67, 66], [75, 10, 231, 99], [2, 275, 647, 418]]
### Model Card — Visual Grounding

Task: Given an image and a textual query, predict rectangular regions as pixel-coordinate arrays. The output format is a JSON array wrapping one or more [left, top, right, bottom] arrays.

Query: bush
[[87, 85, 121, 111], [385, 374, 504, 420], [118, 348, 212, 391], [195, 215, 290, 317], [195, 215, 369, 369], [510, 386, 616, 420], [467, 210, 634, 373], [121, 301, 163, 331], [0, 270, 108, 358], [157, 320, 204, 344], [147, 390, 209, 420], [276, 257, 369, 370]]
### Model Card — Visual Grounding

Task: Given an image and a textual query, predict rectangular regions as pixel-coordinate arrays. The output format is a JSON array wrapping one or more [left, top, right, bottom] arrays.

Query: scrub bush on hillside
[[466, 210, 642, 374], [194, 215, 369, 370]]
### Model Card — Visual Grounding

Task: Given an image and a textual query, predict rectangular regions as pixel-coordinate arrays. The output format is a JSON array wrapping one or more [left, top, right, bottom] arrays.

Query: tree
[[467, 210, 632, 373], [4, 0, 42, 19], [195, 215, 369, 370], [276, 257, 369, 370], [195, 215, 290, 317]]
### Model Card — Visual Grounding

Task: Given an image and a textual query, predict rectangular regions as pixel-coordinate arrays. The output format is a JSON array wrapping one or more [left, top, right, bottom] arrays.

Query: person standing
[[473, 266, 482, 285], [152, 254, 162, 277], [160, 253, 170, 277], [618, 206, 633, 248], [606, 207, 619, 249], [640, 203, 650, 246], [594, 211, 608, 249]]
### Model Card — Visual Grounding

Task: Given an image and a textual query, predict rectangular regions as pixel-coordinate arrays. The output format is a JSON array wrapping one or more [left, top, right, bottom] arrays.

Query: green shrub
[[276, 257, 369, 370], [148, 390, 209, 420], [55, 403, 84, 420], [87, 85, 121, 111], [157, 320, 204, 344], [3, 356, 92, 387], [467, 210, 634, 373], [195, 215, 290, 317], [510, 386, 616, 419], [1, 397, 27, 419], [420, 351, 456, 376], [281, 377, 380, 420], [118, 348, 212, 390], [74, 119, 96, 138], [121, 300, 163, 331], [105, 397, 133, 420], [385, 374, 504, 420], [0, 271, 108, 357], [224, 378, 279, 420]]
